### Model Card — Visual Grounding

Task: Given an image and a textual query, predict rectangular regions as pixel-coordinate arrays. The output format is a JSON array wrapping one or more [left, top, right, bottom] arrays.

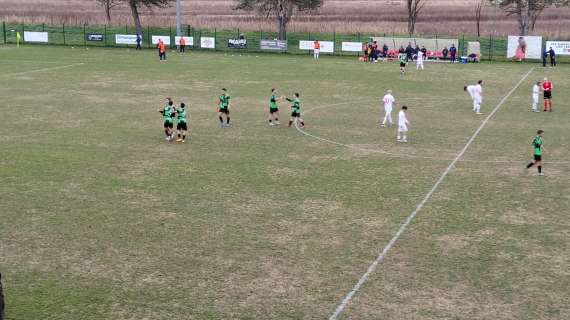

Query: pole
[[147, 25, 151, 48], [83, 24, 87, 48], [176, 0, 182, 37], [3, 22, 6, 44], [104, 24, 107, 47], [488, 35, 492, 61], [461, 34, 465, 57], [63, 23, 66, 45]]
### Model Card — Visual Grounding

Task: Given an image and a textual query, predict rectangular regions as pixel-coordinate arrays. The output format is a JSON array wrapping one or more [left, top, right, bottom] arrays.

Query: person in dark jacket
[[450, 44, 457, 63], [548, 47, 556, 67], [542, 49, 548, 67], [406, 43, 414, 61], [442, 47, 449, 60]]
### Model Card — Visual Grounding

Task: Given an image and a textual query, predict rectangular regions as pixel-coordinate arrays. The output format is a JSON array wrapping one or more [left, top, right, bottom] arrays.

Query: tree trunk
[[105, 2, 112, 23], [277, 16, 287, 40], [129, 0, 143, 36]]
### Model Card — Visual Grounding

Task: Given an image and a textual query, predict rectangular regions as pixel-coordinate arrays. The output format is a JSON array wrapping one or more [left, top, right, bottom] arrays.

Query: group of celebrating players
[[158, 88, 306, 142]]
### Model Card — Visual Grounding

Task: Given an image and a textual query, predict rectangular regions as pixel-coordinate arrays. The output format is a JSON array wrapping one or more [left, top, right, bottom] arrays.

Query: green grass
[[0, 45, 568, 320]]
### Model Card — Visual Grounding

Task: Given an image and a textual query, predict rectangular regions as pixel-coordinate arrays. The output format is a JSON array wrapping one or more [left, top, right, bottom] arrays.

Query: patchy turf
[[0, 45, 568, 320]]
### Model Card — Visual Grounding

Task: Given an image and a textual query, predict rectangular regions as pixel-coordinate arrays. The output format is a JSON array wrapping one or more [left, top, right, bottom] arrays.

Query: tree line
[[96, 0, 569, 39]]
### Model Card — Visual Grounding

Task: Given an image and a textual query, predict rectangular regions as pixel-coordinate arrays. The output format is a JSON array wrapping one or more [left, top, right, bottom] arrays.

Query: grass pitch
[[0, 46, 569, 320]]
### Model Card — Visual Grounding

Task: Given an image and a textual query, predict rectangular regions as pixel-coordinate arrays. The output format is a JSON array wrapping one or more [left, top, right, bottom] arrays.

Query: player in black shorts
[[218, 88, 231, 128], [286, 93, 305, 128], [175, 103, 188, 143]]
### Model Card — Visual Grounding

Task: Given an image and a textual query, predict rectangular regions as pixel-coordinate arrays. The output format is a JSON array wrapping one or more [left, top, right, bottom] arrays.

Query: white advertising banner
[[24, 31, 48, 43], [342, 42, 363, 52], [201, 37, 215, 49], [115, 34, 138, 45], [175, 36, 193, 46], [152, 36, 171, 45], [299, 40, 334, 53], [545, 41, 570, 56], [507, 36, 542, 59]]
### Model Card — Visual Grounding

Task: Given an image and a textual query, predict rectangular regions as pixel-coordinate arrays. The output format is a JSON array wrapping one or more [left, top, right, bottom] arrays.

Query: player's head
[[402, 105, 408, 111], [463, 86, 468, 91], [387, 89, 392, 94], [478, 80, 483, 85], [543, 77, 548, 81], [294, 93, 300, 98], [271, 88, 276, 93], [537, 129, 544, 136], [536, 81, 541, 85], [222, 88, 227, 94], [180, 103, 185, 109], [168, 100, 173, 106]]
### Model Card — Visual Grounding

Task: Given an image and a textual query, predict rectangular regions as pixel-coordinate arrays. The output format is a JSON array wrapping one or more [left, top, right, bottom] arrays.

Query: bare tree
[[407, 0, 427, 36], [96, 0, 121, 23], [490, 0, 570, 35], [475, 0, 484, 37], [236, 0, 322, 40]]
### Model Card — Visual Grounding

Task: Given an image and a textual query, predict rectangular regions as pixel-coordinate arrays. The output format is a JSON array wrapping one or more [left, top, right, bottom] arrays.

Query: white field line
[[325, 66, 536, 320], [2, 63, 85, 77]]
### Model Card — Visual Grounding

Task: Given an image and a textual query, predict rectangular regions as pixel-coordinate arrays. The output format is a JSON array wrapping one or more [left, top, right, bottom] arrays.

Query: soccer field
[[0, 46, 569, 320]]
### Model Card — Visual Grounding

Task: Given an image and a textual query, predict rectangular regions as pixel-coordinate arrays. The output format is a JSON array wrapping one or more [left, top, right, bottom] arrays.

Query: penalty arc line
[[2, 63, 85, 77], [325, 66, 535, 320]]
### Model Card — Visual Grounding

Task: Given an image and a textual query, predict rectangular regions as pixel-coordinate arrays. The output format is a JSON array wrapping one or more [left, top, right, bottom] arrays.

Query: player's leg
[[299, 116, 305, 127], [274, 111, 280, 125], [226, 110, 231, 126], [219, 111, 225, 127]]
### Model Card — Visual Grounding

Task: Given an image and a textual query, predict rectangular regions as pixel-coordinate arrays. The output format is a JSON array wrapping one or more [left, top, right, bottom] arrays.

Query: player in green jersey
[[218, 88, 231, 128], [398, 52, 407, 76], [158, 98, 175, 141], [268, 88, 281, 126], [526, 130, 545, 176], [175, 102, 188, 143], [286, 93, 305, 128]]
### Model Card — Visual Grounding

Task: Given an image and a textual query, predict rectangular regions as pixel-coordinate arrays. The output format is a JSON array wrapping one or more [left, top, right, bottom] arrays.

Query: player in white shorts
[[381, 90, 395, 127], [416, 50, 424, 70], [464, 84, 477, 111], [474, 80, 483, 115], [531, 81, 541, 112], [397, 105, 410, 143]]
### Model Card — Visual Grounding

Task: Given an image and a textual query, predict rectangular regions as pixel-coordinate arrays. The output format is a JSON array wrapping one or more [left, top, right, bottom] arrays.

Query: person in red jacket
[[157, 39, 167, 62], [542, 77, 553, 112]]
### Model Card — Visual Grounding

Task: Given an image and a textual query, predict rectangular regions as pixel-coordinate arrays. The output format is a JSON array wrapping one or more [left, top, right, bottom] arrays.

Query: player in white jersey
[[381, 90, 395, 127], [531, 81, 541, 112], [464, 84, 477, 111], [397, 106, 410, 143], [416, 50, 424, 70], [474, 80, 483, 115]]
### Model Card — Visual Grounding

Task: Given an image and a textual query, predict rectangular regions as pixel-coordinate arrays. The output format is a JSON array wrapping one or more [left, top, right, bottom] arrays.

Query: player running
[[531, 81, 541, 112], [268, 88, 281, 126], [381, 89, 395, 127], [175, 102, 188, 142], [218, 88, 231, 128], [158, 98, 175, 141], [464, 84, 478, 112], [542, 77, 553, 112], [397, 105, 410, 143], [526, 130, 545, 176], [286, 93, 305, 128], [474, 80, 483, 115], [398, 52, 407, 76]]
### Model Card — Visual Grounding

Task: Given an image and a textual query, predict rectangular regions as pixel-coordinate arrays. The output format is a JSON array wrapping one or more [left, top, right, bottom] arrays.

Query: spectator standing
[[313, 39, 320, 60], [179, 37, 186, 53], [406, 43, 414, 62], [450, 44, 457, 63], [442, 47, 449, 60], [136, 33, 142, 50], [548, 47, 556, 67], [421, 46, 427, 60], [382, 43, 389, 58], [371, 41, 379, 62], [542, 49, 548, 67], [157, 39, 167, 62]]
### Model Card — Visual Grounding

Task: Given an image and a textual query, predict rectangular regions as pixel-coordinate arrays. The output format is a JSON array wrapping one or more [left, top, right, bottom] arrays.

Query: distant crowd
[[362, 40, 458, 63]]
